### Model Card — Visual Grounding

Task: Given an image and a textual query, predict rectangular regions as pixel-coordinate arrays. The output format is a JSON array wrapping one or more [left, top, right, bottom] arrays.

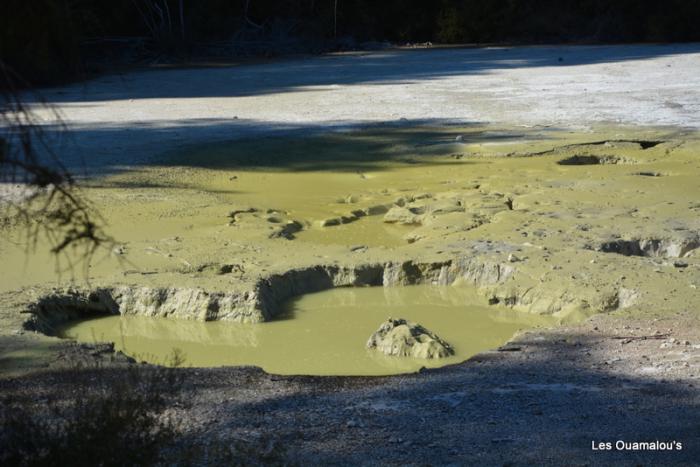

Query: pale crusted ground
[[2, 44, 700, 465], [25, 43, 700, 169]]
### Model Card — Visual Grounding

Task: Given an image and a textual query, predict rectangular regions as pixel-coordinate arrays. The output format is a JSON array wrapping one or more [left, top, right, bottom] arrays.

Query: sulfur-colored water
[[3, 125, 696, 300], [58, 285, 558, 375], [5, 125, 699, 380]]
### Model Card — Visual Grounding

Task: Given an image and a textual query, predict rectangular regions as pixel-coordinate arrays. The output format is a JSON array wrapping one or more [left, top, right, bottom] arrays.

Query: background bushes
[[2, 0, 700, 86]]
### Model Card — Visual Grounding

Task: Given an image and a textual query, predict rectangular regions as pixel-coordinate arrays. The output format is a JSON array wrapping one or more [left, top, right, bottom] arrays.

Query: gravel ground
[[168, 312, 700, 466], [2, 311, 699, 466]]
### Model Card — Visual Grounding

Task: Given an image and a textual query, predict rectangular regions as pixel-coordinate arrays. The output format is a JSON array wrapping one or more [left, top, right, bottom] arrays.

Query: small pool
[[58, 285, 559, 376]]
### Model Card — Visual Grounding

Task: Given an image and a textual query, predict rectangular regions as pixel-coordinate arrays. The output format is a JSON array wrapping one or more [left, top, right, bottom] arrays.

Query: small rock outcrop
[[366, 318, 454, 359], [383, 206, 423, 225]]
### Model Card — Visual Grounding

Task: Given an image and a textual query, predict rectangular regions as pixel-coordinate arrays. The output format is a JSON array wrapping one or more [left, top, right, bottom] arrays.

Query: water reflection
[[59, 285, 559, 375]]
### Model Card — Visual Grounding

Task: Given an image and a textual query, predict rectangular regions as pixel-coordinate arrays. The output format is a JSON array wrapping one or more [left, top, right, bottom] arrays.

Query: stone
[[425, 199, 463, 215], [228, 207, 258, 222], [319, 217, 342, 227], [363, 204, 390, 216], [383, 206, 422, 225], [112, 245, 127, 256], [269, 220, 303, 239], [366, 318, 454, 359]]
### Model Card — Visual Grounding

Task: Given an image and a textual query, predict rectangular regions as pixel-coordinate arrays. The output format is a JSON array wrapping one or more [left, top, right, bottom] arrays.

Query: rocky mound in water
[[366, 318, 454, 359]]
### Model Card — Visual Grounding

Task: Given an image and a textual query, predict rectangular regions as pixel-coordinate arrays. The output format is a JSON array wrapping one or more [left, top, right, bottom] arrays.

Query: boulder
[[319, 217, 342, 227], [363, 204, 390, 216], [425, 199, 464, 215], [269, 220, 303, 239], [383, 206, 422, 225], [366, 318, 454, 359]]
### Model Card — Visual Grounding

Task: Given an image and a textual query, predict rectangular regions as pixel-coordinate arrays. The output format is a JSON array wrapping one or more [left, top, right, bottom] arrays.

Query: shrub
[[0, 364, 182, 467]]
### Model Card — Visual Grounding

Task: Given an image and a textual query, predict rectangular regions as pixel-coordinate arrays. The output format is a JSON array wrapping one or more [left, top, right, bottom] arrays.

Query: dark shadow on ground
[[1, 330, 697, 465], [39, 118, 556, 175], [181, 331, 699, 466], [158, 123, 498, 172], [33, 43, 700, 102]]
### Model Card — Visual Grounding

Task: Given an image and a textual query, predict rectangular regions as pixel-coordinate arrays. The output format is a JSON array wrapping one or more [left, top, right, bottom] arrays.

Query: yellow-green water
[[58, 285, 558, 375]]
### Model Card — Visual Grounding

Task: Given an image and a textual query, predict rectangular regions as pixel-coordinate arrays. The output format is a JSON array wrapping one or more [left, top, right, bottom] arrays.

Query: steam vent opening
[[55, 285, 558, 376]]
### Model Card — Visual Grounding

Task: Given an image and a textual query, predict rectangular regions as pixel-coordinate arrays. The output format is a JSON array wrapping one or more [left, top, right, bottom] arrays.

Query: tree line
[[1, 0, 700, 86]]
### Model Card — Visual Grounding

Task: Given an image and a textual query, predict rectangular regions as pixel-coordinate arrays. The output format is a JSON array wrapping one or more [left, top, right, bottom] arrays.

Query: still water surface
[[59, 285, 559, 375]]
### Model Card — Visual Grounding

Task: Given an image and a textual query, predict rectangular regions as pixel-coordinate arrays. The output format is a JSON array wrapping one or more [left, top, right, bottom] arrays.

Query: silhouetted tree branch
[[0, 62, 111, 265]]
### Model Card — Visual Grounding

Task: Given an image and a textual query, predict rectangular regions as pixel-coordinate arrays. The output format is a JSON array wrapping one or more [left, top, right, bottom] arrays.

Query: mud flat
[[0, 123, 697, 373], [2, 42, 700, 462], [24, 43, 700, 170], [1, 123, 699, 463]]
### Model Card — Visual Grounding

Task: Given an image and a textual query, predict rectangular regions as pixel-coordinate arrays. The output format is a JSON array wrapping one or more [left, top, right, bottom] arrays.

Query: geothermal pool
[[9, 124, 699, 378], [58, 285, 558, 375]]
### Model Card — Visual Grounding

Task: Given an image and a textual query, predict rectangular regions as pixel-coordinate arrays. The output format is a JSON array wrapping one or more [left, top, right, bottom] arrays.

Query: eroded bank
[[2, 124, 699, 374]]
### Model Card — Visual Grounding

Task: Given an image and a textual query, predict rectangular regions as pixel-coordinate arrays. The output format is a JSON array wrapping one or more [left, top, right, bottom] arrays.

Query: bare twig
[[244, 0, 263, 29], [1, 61, 113, 271]]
